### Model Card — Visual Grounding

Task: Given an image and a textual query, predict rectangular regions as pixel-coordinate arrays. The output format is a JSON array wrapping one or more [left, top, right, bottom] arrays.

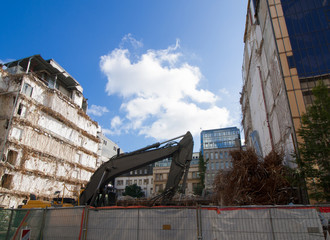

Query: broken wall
[[0, 71, 100, 208], [241, 0, 296, 165]]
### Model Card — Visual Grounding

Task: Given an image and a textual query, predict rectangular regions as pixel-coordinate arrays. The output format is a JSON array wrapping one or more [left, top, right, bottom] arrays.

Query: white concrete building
[[97, 132, 121, 167], [241, 0, 297, 164], [115, 174, 154, 198], [0, 55, 100, 208]]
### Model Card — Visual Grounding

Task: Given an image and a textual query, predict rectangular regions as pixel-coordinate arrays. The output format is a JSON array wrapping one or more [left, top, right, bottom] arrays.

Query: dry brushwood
[[213, 148, 293, 206]]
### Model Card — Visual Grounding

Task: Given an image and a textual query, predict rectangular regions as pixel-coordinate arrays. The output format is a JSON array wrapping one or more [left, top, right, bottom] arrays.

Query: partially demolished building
[[0, 55, 100, 208], [241, 0, 329, 163]]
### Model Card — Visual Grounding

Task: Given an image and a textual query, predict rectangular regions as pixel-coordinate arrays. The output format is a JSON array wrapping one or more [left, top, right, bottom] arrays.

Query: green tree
[[123, 184, 145, 198], [194, 151, 208, 196], [298, 81, 330, 202]]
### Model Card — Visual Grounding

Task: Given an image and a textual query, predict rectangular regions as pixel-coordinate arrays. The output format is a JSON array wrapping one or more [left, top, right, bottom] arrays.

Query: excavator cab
[[93, 185, 117, 207]]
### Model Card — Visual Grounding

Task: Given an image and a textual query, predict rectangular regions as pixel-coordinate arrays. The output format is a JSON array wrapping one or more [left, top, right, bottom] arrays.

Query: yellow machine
[[21, 184, 77, 208]]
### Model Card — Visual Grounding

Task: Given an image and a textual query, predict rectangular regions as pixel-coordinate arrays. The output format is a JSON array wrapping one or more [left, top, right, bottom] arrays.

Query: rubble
[[213, 148, 294, 206]]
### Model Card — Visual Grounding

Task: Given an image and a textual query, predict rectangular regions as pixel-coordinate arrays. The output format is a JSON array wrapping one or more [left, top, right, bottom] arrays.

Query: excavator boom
[[79, 131, 193, 206]]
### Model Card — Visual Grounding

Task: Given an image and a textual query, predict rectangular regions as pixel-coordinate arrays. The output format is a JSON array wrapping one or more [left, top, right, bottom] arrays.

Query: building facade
[[97, 132, 121, 167], [115, 165, 154, 197], [241, 0, 329, 163], [0, 55, 100, 208], [200, 127, 241, 189], [153, 152, 200, 195]]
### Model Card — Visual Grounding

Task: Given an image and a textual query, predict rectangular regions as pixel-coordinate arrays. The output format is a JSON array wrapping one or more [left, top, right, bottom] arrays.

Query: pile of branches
[[213, 148, 294, 206]]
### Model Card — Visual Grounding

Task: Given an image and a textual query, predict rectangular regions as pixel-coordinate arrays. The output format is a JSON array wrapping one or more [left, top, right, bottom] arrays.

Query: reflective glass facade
[[201, 127, 240, 152], [281, 0, 329, 78]]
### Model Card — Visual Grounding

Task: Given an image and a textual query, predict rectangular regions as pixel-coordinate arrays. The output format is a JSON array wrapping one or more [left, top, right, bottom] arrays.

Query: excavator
[[80, 131, 193, 207], [22, 131, 193, 208]]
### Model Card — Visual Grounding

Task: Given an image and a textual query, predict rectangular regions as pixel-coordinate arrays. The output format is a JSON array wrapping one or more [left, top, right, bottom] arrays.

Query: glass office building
[[280, 0, 329, 106], [200, 127, 241, 189]]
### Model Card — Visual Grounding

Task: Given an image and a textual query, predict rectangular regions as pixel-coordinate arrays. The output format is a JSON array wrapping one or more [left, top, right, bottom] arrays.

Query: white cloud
[[100, 38, 231, 141], [119, 33, 143, 49], [218, 88, 229, 95], [111, 116, 122, 128], [87, 104, 109, 117]]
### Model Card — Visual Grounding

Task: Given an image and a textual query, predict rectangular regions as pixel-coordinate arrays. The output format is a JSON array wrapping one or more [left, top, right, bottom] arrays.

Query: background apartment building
[[241, 0, 329, 163], [115, 165, 154, 197], [0, 55, 100, 208], [153, 153, 200, 195], [200, 127, 241, 190]]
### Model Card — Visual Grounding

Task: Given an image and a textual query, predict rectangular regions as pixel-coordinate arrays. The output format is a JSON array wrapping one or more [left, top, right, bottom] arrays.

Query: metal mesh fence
[[201, 207, 325, 240], [0, 208, 44, 240], [0, 205, 328, 240], [42, 207, 84, 240], [137, 208, 197, 240], [86, 208, 139, 240]]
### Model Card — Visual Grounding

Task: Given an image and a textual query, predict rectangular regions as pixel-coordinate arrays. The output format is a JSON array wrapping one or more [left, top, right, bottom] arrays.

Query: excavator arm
[[79, 131, 193, 206]]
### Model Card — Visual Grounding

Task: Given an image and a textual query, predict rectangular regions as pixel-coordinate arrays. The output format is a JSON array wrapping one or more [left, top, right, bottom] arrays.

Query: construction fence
[[0, 205, 329, 240]]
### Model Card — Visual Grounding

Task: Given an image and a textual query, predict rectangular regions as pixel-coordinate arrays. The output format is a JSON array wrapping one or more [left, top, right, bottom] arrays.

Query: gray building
[[200, 127, 241, 190]]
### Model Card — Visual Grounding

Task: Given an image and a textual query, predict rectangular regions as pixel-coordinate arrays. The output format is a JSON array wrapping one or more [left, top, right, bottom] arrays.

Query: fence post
[[269, 208, 276, 240], [137, 208, 140, 240], [5, 209, 14, 240], [196, 206, 203, 240], [81, 206, 90, 240], [38, 208, 47, 240]]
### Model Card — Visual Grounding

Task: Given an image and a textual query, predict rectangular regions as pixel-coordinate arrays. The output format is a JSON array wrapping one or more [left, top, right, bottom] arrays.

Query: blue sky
[[1, 0, 247, 152]]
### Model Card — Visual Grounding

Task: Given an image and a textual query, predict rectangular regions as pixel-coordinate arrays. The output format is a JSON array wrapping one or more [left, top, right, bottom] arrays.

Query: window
[[205, 153, 209, 160], [138, 179, 142, 185], [17, 103, 26, 117], [155, 174, 163, 180], [224, 151, 228, 158], [103, 140, 107, 145], [22, 83, 33, 97], [11, 127, 23, 141], [225, 162, 229, 168], [220, 162, 224, 169], [139, 169, 142, 174], [144, 169, 147, 174], [144, 179, 149, 185], [216, 162, 219, 170], [1, 174, 13, 189], [7, 150, 18, 165], [220, 152, 223, 159], [156, 184, 163, 192], [215, 152, 218, 159], [210, 153, 214, 160], [73, 170, 79, 179], [117, 180, 123, 186], [211, 163, 214, 170], [75, 153, 82, 164]]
